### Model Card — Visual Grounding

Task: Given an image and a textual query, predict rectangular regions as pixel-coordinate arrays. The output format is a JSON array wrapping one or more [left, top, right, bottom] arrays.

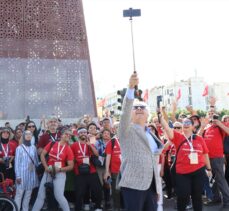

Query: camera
[[3, 157, 10, 168], [212, 114, 219, 120]]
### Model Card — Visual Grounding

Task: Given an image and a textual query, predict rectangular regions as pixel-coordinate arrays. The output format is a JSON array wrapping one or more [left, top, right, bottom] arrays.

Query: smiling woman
[[160, 115, 212, 210]]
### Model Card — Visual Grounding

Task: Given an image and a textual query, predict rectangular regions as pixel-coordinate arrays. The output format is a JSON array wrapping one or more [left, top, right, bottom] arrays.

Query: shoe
[[68, 202, 75, 209], [204, 199, 222, 206], [164, 194, 173, 199], [83, 204, 90, 211], [94, 209, 102, 211], [185, 204, 192, 210]]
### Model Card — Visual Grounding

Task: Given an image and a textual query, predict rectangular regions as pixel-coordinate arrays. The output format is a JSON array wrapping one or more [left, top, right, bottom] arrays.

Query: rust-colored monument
[[0, 0, 96, 119]]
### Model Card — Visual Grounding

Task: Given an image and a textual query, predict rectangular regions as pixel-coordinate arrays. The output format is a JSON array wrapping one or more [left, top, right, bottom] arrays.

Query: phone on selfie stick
[[157, 95, 163, 123]]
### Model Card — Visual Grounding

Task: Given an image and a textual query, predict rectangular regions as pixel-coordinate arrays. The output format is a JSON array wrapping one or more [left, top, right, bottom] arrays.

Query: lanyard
[[1, 143, 9, 157], [50, 133, 58, 142], [79, 142, 87, 157], [57, 143, 66, 160], [183, 134, 194, 151]]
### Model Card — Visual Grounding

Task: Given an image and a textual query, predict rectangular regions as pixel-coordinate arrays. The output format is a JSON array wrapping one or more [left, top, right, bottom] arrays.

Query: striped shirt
[[15, 144, 39, 190]]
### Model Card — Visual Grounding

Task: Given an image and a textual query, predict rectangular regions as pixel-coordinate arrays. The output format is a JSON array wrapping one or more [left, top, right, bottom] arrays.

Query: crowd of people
[[0, 73, 229, 211]]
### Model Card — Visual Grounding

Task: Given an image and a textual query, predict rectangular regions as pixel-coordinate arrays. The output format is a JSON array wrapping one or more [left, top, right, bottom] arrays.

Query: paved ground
[[164, 197, 225, 211]]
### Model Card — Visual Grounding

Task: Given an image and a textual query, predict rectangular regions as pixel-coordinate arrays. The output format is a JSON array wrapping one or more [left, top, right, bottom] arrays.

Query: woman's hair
[[222, 115, 229, 122], [24, 121, 39, 145]]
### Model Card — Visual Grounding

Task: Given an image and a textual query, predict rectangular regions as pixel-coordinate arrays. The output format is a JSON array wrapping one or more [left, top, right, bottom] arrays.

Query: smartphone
[[156, 95, 163, 108]]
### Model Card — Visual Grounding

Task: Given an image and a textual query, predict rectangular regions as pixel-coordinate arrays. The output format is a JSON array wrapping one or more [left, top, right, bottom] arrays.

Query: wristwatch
[[206, 168, 212, 171]]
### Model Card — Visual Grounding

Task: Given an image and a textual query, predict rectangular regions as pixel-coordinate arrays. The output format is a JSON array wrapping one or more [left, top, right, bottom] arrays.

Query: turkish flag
[[98, 98, 106, 107], [143, 89, 149, 102], [176, 88, 181, 101], [202, 85, 208, 97]]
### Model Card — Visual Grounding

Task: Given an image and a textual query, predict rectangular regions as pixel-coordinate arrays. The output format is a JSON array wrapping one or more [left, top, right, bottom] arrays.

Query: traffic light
[[117, 88, 127, 110], [134, 89, 143, 101]]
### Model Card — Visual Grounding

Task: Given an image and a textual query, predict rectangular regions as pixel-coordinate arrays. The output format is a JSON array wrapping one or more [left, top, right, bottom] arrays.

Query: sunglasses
[[174, 127, 181, 129], [27, 125, 35, 128], [183, 121, 192, 126], [133, 105, 146, 110]]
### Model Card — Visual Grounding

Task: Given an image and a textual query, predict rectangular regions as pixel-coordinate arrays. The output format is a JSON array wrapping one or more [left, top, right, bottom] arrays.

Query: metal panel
[[0, 0, 96, 119]]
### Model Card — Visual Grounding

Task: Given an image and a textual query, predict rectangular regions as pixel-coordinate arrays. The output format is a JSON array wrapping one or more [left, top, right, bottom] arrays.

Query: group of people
[[0, 72, 229, 211]]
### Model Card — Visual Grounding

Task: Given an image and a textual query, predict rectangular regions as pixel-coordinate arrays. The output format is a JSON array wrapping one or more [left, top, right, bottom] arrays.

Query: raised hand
[[129, 72, 139, 89]]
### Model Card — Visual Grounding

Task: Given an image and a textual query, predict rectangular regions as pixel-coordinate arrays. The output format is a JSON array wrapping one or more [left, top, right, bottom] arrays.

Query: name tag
[[83, 157, 90, 165], [189, 152, 198, 164], [55, 162, 62, 168]]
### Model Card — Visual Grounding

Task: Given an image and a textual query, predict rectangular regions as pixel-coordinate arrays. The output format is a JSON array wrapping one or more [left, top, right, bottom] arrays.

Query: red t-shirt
[[10, 139, 19, 148], [71, 142, 96, 175], [44, 142, 74, 168], [105, 138, 121, 174], [37, 132, 61, 149], [171, 131, 208, 174], [203, 122, 229, 158], [0, 141, 16, 158]]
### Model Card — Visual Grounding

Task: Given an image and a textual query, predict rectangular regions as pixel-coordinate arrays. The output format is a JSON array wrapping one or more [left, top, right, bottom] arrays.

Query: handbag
[[78, 163, 90, 175], [170, 140, 187, 175], [223, 136, 229, 154], [90, 155, 104, 167]]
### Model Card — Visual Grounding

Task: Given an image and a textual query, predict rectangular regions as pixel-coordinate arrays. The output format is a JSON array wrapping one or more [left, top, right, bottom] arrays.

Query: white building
[[148, 77, 229, 112], [212, 82, 229, 110]]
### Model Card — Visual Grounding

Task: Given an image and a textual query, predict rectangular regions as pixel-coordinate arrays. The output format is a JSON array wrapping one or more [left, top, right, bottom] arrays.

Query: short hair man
[[118, 72, 163, 211]]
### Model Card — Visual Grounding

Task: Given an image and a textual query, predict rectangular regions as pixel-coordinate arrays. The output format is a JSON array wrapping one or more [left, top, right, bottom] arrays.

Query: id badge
[[55, 162, 62, 168], [83, 157, 90, 165], [189, 152, 198, 164], [98, 156, 105, 166]]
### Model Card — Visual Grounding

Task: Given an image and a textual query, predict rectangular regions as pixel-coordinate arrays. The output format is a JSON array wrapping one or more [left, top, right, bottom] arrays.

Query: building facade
[[0, 0, 96, 119]]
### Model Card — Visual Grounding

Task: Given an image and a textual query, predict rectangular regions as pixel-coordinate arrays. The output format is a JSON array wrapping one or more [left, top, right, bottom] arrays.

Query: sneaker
[[204, 199, 222, 206], [68, 202, 75, 209], [185, 204, 192, 210], [94, 209, 102, 211], [83, 204, 90, 211]]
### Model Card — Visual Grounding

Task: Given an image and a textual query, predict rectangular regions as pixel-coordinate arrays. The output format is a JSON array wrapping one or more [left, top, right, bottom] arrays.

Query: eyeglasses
[[64, 133, 72, 137], [174, 127, 182, 129], [25, 132, 32, 135], [133, 106, 146, 110], [27, 125, 35, 128]]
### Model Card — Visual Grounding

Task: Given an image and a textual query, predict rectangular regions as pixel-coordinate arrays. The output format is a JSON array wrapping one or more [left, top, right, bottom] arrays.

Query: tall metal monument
[[0, 0, 96, 119]]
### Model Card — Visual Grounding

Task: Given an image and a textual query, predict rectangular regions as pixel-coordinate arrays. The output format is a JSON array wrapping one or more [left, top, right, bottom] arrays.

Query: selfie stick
[[123, 8, 141, 73]]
